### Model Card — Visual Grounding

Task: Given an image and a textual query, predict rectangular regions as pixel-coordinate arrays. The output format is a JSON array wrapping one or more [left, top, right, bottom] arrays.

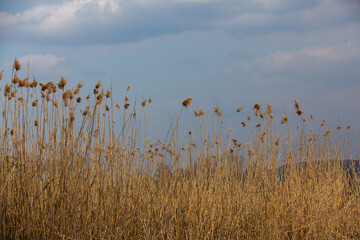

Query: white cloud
[[1, 0, 120, 33], [1, 54, 70, 81], [128, 0, 219, 6], [284, 0, 350, 27], [254, 0, 285, 9], [0, 12, 18, 26], [1, 0, 221, 29], [251, 43, 360, 71], [215, 13, 277, 28], [96, 0, 119, 12], [18, 54, 66, 68], [1, 0, 358, 46]]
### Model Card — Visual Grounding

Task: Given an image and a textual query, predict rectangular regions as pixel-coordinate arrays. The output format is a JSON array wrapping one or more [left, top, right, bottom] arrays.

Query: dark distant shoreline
[[277, 159, 360, 180]]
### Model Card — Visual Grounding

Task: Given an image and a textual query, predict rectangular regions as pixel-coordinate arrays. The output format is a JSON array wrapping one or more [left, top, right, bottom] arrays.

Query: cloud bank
[[3, 0, 358, 45]]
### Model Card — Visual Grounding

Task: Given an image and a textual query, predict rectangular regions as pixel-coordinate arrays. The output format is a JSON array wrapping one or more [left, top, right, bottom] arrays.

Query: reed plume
[[182, 97, 192, 107], [13, 58, 21, 71]]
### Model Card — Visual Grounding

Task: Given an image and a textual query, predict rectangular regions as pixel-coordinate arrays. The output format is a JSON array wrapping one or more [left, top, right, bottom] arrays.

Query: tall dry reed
[[0, 59, 359, 239]]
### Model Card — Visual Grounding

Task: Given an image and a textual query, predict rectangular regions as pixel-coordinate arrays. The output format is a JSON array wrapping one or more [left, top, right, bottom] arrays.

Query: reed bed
[[0, 59, 359, 239]]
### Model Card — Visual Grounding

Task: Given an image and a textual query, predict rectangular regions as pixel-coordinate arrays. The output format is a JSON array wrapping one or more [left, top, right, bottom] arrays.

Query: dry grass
[[0, 59, 359, 239]]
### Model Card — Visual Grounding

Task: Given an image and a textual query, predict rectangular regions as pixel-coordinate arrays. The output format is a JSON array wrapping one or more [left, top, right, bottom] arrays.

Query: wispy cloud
[[215, 13, 278, 28], [18, 54, 66, 68], [0, 12, 18, 26], [1, 0, 119, 33], [0, 54, 71, 81], [0, 0, 328, 45], [244, 43, 360, 74]]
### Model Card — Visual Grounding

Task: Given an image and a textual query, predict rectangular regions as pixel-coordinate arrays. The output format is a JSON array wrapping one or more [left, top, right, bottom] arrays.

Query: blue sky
[[1, 0, 360, 142]]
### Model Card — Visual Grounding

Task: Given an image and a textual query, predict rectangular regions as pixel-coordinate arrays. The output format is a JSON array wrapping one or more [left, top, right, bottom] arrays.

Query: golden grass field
[[1, 59, 359, 239]]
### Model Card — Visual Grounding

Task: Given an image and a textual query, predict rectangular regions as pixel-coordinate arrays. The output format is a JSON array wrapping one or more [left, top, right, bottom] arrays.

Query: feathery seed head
[[13, 58, 21, 71], [73, 87, 80, 95], [106, 88, 111, 98], [148, 97, 152, 103], [254, 103, 261, 110], [124, 102, 130, 109], [30, 76, 38, 88], [214, 107, 222, 116], [58, 76, 67, 90], [68, 89, 74, 100], [69, 111, 75, 122], [281, 116, 288, 124], [324, 130, 332, 137], [62, 89, 73, 102], [11, 89, 17, 98], [182, 97, 192, 107], [321, 118, 326, 127], [95, 80, 102, 89], [62, 91, 69, 102], [296, 109, 303, 116], [39, 83, 47, 92], [236, 107, 243, 113], [275, 137, 280, 146], [266, 104, 273, 115], [13, 72, 21, 84], [82, 106, 90, 116], [21, 77, 30, 88], [97, 90, 104, 104], [126, 86, 130, 91], [77, 81, 84, 88], [247, 115, 252, 121], [0, 71, 3, 81], [53, 99, 58, 107], [46, 82, 57, 94], [4, 83, 11, 96]]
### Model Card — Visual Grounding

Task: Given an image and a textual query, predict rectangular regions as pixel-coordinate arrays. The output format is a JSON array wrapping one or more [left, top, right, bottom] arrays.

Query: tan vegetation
[[0, 59, 359, 239]]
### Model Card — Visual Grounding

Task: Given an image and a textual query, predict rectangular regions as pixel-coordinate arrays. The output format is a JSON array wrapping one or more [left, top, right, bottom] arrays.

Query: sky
[[1, 0, 360, 147]]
